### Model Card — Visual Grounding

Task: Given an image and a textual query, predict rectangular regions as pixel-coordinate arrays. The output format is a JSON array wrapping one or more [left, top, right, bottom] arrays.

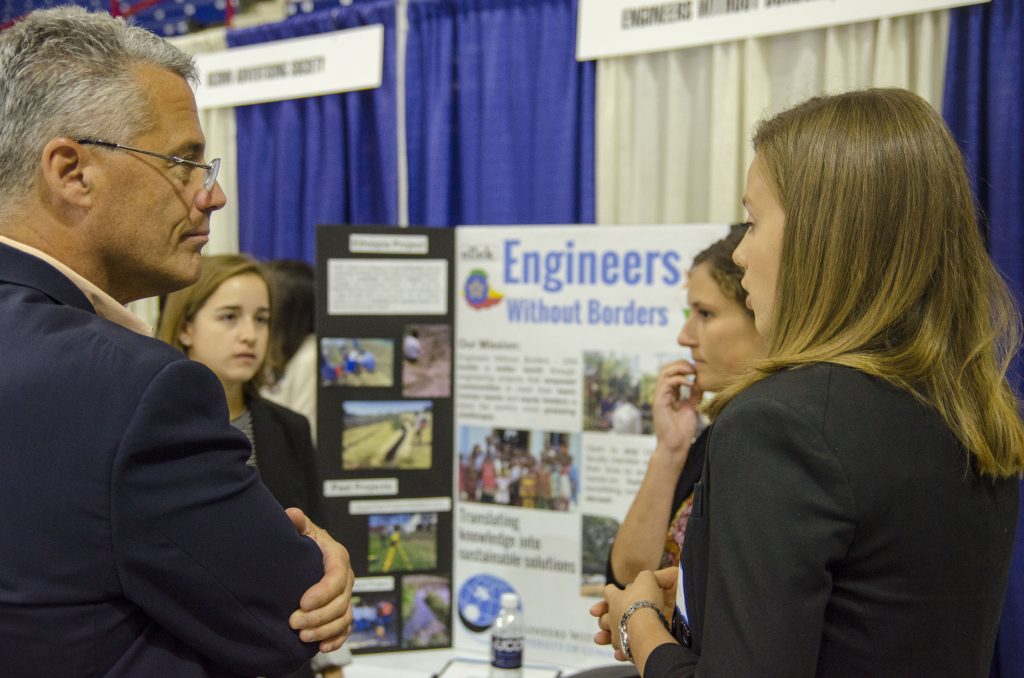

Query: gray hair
[[0, 6, 197, 212]]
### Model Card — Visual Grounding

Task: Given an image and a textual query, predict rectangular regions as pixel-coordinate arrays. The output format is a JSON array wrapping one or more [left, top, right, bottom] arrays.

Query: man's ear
[[39, 138, 95, 208]]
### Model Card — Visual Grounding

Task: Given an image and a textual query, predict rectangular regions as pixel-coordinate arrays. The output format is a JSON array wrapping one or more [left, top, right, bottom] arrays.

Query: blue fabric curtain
[[405, 0, 595, 227], [942, 2, 1024, 676], [228, 0, 398, 263]]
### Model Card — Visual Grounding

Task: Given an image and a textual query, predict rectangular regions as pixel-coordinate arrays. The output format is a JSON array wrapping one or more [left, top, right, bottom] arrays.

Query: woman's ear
[[178, 323, 193, 349]]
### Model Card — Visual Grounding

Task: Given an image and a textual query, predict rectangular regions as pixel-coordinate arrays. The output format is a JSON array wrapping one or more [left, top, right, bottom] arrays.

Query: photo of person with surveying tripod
[[367, 513, 439, 574]]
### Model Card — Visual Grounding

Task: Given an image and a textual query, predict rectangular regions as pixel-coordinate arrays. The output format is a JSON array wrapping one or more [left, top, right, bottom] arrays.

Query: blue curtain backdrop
[[405, 0, 595, 226], [942, 2, 1023, 677], [228, 0, 398, 263]]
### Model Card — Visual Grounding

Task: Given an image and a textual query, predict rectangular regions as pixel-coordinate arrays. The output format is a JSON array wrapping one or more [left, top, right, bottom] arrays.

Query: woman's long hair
[[156, 253, 279, 397], [708, 88, 1024, 478]]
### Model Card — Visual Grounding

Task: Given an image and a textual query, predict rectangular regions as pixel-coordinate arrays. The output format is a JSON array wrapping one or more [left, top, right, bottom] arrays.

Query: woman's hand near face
[[608, 361, 701, 586], [652, 360, 702, 464]]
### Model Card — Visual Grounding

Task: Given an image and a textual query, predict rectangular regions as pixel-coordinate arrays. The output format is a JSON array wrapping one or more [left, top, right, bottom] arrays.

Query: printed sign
[[194, 24, 383, 109], [577, 0, 989, 60]]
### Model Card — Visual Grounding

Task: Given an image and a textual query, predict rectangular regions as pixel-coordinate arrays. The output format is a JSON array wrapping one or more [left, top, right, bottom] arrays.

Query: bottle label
[[491, 635, 523, 669]]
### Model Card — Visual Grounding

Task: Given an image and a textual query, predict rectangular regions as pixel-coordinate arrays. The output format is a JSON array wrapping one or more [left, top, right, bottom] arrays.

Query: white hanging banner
[[193, 24, 383, 109], [576, 0, 989, 61]]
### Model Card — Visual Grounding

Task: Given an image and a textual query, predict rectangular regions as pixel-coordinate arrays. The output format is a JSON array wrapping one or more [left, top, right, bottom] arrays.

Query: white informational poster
[[451, 224, 729, 669]]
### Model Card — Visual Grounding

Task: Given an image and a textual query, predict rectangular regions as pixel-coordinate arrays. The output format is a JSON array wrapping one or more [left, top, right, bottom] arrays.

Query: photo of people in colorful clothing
[[458, 426, 579, 512]]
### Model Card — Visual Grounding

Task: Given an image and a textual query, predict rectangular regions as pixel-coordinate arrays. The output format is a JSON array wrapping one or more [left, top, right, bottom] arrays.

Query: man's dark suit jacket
[[649, 364, 1019, 678], [0, 242, 324, 677], [248, 396, 327, 678]]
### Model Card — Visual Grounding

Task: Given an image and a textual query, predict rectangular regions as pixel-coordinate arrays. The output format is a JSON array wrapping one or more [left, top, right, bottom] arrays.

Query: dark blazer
[[649, 363, 1019, 678], [250, 396, 326, 527], [0, 242, 324, 677], [248, 397, 327, 678]]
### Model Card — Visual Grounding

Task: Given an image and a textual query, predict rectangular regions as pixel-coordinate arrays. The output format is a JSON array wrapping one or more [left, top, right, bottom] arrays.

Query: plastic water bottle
[[490, 592, 523, 677]]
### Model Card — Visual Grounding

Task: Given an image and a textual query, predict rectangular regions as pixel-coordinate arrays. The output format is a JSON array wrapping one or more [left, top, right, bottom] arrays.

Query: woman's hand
[[591, 567, 677, 663], [651, 360, 702, 462]]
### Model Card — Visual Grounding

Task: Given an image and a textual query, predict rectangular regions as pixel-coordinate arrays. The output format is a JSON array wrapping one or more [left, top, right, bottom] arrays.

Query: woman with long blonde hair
[[593, 88, 1024, 677]]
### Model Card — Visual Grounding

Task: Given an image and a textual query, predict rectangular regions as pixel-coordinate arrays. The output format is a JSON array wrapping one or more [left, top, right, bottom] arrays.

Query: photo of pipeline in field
[[342, 400, 433, 470]]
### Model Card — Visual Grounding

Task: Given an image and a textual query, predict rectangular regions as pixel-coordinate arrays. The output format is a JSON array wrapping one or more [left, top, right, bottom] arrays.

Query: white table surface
[[344, 648, 458, 678], [344, 648, 574, 678]]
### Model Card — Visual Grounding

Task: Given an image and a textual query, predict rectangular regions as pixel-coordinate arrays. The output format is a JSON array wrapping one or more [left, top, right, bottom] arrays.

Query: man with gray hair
[[0, 8, 352, 675]]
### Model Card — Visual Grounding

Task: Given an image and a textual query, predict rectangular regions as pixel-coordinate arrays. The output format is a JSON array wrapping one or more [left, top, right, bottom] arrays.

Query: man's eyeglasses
[[76, 138, 220, 192]]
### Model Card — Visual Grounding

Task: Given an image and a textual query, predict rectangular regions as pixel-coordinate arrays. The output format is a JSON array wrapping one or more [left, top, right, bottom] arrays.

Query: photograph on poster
[[402, 323, 452, 398], [320, 337, 394, 387], [367, 512, 439, 574], [342, 400, 433, 469], [582, 350, 682, 435], [401, 575, 451, 649], [458, 427, 579, 511], [580, 514, 620, 596], [349, 591, 400, 650]]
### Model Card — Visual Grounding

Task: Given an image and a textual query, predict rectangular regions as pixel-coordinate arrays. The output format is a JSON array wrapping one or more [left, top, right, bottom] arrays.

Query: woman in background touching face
[[606, 228, 764, 589], [678, 257, 762, 393]]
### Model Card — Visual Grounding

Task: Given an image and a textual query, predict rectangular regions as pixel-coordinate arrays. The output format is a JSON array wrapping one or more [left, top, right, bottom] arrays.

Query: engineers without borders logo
[[464, 269, 504, 310]]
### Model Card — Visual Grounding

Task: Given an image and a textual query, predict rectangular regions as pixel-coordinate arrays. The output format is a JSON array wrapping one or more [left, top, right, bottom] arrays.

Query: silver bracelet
[[619, 599, 671, 663]]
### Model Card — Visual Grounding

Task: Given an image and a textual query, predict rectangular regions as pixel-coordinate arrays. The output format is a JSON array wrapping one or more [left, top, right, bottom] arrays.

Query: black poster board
[[315, 225, 456, 654]]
